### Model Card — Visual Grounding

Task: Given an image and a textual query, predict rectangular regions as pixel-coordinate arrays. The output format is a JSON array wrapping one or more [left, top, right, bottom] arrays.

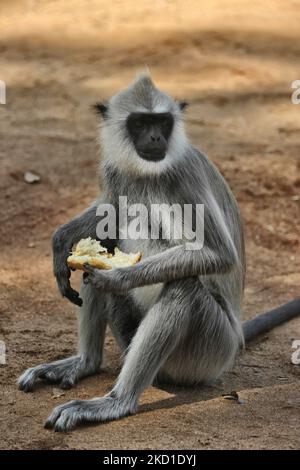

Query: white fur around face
[[98, 74, 190, 177]]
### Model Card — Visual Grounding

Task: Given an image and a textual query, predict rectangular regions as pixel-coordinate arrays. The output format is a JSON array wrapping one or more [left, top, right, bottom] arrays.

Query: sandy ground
[[0, 0, 300, 450]]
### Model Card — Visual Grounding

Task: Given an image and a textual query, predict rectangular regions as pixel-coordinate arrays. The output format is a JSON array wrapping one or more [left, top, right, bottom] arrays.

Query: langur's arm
[[85, 210, 238, 291], [119, 240, 236, 289], [53, 202, 99, 306]]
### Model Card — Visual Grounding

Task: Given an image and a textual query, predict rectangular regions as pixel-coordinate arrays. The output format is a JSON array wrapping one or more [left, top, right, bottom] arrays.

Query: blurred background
[[0, 0, 299, 450]]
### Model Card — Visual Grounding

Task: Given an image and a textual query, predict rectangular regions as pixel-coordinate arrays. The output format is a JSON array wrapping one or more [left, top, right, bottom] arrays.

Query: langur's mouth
[[138, 150, 166, 162]]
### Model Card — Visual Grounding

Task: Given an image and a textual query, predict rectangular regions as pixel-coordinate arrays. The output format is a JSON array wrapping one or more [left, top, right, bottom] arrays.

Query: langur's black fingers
[[83, 263, 94, 273], [75, 297, 83, 307], [64, 287, 83, 306], [70, 293, 83, 307], [57, 275, 82, 306]]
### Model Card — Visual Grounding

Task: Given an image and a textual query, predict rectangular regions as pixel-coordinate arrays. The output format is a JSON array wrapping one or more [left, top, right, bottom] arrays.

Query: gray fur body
[[18, 75, 245, 431]]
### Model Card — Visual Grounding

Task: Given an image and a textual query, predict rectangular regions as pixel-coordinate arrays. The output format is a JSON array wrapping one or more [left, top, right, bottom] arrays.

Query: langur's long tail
[[243, 297, 300, 342]]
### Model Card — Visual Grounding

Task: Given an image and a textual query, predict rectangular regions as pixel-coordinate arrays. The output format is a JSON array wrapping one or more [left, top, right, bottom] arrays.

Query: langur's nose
[[151, 135, 161, 142]]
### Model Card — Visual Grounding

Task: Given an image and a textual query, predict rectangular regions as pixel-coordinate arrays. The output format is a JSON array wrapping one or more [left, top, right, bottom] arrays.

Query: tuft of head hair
[[95, 73, 187, 119], [127, 73, 157, 110], [107, 72, 183, 117]]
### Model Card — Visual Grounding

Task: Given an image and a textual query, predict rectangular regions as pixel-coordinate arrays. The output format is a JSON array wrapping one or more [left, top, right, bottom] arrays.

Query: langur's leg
[[156, 283, 244, 385], [45, 279, 192, 431], [18, 282, 107, 392], [108, 292, 143, 351], [45, 278, 243, 431]]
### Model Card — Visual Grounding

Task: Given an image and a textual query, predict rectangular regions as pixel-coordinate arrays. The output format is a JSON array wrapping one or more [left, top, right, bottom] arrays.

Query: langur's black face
[[126, 112, 174, 162]]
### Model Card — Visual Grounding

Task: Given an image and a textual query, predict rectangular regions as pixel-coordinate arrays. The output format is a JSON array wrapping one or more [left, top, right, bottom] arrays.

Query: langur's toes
[[43, 371, 57, 382], [18, 381, 34, 393], [54, 416, 75, 433], [18, 356, 86, 392], [59, 378, 75, 390], [44, 419, 53, 430], [18, 370, 35, 392], [44, 409, 62, 430], [45, 401, 80, 432]]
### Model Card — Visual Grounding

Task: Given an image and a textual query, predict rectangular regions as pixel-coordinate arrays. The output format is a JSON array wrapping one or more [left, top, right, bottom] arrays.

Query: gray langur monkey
[[18, 74, 299, 432]]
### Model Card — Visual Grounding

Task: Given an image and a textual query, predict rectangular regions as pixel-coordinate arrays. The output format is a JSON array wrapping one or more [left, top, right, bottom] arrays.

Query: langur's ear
[[179, 101, 189, 112], [94, 102, 109, 119]]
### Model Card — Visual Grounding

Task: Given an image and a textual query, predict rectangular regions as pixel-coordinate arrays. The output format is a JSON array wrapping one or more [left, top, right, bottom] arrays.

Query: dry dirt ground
[[0, 0, 300, 450]]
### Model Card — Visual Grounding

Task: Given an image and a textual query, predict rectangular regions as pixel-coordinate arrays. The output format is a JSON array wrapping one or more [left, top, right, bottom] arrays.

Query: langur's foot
[[45, 396, 136, 432], [18, 355, 99, 392]]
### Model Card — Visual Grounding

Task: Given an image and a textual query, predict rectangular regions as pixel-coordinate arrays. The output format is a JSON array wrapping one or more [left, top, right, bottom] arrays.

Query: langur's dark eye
[[160, 118, 170, 126], [134, 120, 144, 130]]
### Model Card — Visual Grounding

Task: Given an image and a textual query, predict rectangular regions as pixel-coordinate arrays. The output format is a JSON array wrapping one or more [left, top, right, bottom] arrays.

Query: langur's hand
[[83, 264, 131, 293], [53, 238, 83, 307], [56, 263, 83, 306]]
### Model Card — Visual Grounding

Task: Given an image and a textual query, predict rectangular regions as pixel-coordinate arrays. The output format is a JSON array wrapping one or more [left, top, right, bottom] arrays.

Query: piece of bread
[[67, 237, 142, 271]]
